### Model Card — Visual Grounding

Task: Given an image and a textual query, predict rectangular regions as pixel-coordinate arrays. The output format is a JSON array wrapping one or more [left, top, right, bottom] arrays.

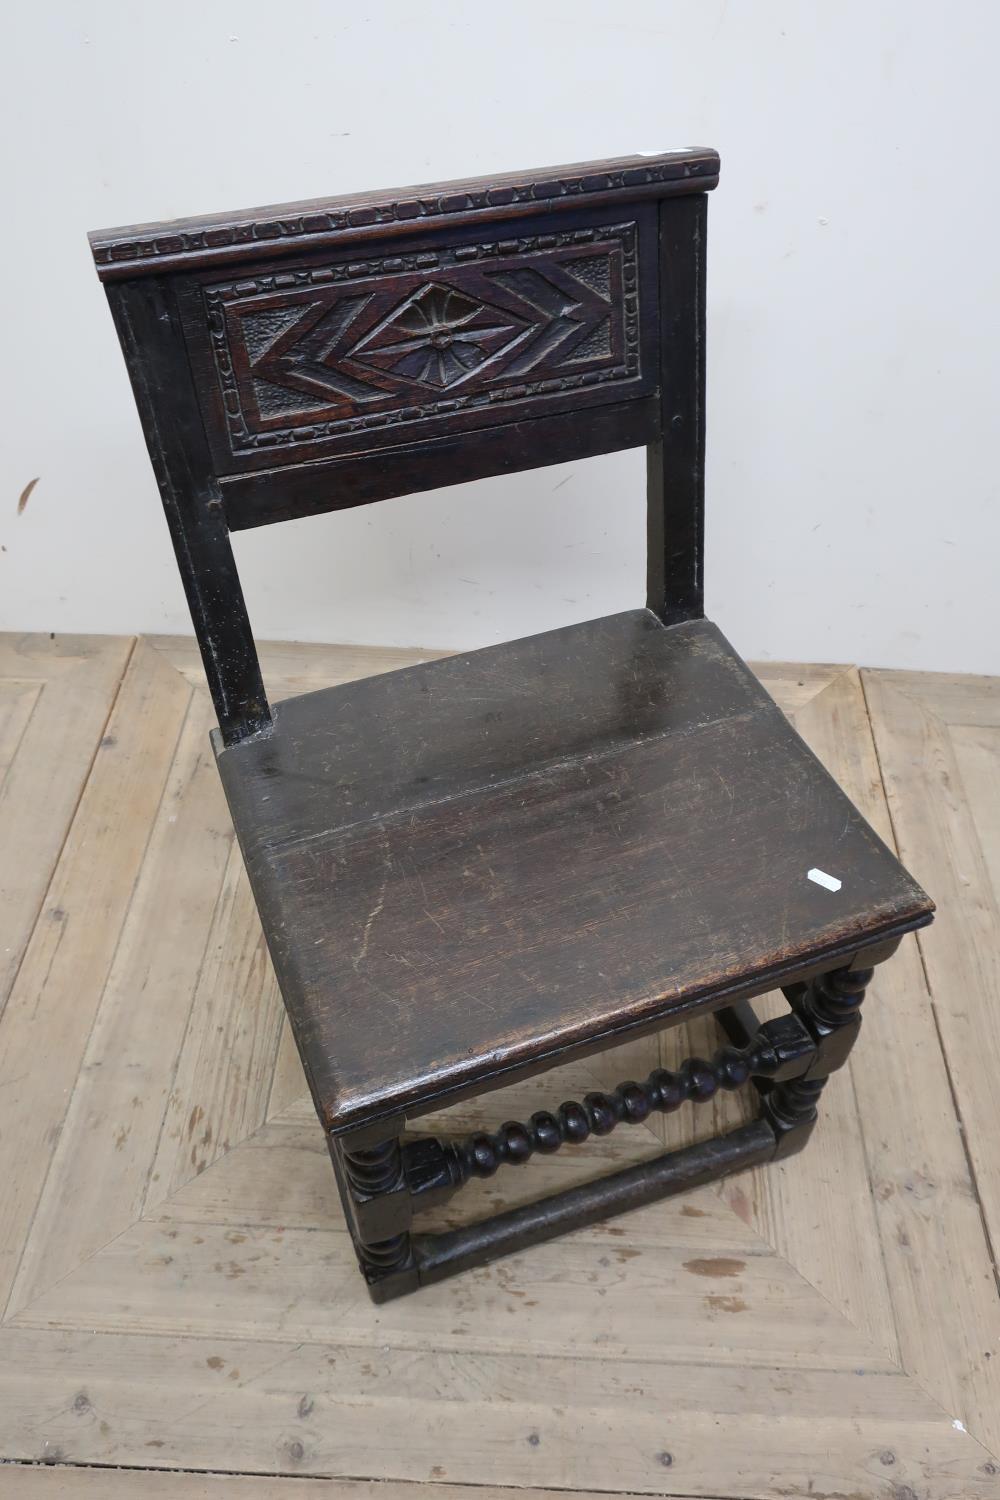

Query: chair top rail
[[89, 149, 720, 281]]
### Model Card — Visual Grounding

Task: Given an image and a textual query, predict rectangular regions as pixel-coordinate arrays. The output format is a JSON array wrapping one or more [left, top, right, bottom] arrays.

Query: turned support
[[400, 1010, 815, 1194], [335, 1135, 417, 1292], [334, 964, 876, 1296], [454, 1020, 806, 1182], [765, 964, 872, 1157]]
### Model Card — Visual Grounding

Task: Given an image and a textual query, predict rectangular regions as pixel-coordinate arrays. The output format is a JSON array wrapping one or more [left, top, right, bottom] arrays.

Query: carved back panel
[[92, 152, 718, 740], [183, 215, 651, 475]]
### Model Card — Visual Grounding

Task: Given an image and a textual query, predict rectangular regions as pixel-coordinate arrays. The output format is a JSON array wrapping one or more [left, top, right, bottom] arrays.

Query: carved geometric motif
[[201, 222, 641, 456], [346, 283, 526, 389]]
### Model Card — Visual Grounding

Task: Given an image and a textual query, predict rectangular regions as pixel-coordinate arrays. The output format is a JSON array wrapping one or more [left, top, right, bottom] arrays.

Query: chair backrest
[[91, 150, 719, 743]]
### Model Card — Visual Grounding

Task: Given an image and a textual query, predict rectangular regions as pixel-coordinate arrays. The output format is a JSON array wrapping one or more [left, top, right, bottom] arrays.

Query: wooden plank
[[12, 1211, 897, 1375], [145, 847, 284, 1210], [752, 660, 850, 716], [0, 1473, 701, 1500], [806, 666, 1000, 1454], [0, 634, 133, 1017], [0, 640, 190, 1316], [863, 672, 1000, 1282], [0, 1329, 993, 1498], [228, 633, 803, 1143], [8, 690, 233, 1316], [0, 1327, 305, 1472], [951, 724, 1000, 901], [153, 1116, 342, 1231], [873, 668, 1000, 728], [0, 679, 42, 779], [264, 1015, 307, 1120], [215, 615, 928, 1138]]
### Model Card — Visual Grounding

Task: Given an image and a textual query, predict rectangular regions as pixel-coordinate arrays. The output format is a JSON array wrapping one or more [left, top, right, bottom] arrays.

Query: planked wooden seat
[[217, 610, 929, 1136], [91, 149, 933, 1300]]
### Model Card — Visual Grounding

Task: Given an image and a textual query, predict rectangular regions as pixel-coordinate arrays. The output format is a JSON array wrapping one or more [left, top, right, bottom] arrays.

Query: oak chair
[[91, 150, 933, 1301]]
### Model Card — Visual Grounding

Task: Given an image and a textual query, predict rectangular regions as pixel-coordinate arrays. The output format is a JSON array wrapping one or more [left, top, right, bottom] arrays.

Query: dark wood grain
[[175, 206, 660, 476], [220, 397, 659, 529], [214, 611, 932, 1135], [89, 150, 720, 279], [105, 277, 270, 744], [647, 195, 706, 623]]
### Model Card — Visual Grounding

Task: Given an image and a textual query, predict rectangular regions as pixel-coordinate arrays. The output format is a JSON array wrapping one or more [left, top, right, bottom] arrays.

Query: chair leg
[[766, 963, 872, 1158], [333, 1135, 420, 1300]]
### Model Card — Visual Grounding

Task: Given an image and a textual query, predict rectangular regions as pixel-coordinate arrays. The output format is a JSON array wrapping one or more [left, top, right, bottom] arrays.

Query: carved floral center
[[345, 282, 522, 389]]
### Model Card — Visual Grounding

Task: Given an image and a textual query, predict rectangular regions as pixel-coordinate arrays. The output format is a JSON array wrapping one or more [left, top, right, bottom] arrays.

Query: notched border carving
[[91, 154, 717, 272], [201, 222, 642, 457]]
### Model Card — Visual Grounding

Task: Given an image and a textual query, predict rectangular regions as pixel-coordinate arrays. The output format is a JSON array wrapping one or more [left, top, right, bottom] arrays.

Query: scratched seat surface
[[215, 610, 931, 1134]]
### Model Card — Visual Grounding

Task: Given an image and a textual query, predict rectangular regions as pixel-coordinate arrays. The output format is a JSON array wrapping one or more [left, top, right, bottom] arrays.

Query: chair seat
[[215, 611, 931, 1135]]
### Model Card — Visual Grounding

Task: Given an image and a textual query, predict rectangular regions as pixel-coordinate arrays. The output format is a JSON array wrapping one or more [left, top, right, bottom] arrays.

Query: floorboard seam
[[0, 1458, 739, 1498]]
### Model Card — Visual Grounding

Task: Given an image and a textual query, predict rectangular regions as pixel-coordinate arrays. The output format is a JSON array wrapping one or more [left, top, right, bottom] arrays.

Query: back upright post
[[646, 193, 708, 624], [105, 276, 271, 746]]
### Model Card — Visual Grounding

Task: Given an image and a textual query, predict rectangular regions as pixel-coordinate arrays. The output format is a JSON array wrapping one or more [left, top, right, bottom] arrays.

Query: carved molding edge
[[91, 154, 718, 273]]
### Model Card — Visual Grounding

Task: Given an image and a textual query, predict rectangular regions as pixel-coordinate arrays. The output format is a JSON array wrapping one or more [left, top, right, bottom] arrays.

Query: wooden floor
[[1, 633, 998, 1500]]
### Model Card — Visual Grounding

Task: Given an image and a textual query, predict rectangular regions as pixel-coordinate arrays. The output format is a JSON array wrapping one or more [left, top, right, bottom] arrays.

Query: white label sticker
[[808, 867, 842, 892]]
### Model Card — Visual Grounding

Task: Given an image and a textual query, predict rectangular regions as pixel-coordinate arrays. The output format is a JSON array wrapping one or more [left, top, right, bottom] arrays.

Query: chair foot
[[357, 1232, 420, 1302], [763, 1074, 826, 1159]]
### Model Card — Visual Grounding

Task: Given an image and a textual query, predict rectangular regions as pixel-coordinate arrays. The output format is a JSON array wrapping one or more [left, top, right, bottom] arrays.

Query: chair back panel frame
[[92, 152, 718, 744]]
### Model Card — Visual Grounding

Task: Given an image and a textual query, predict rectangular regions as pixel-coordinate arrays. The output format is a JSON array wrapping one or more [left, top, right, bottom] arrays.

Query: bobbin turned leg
[[765, 964, 873, 1159], [332, 1130, 420, 1301]]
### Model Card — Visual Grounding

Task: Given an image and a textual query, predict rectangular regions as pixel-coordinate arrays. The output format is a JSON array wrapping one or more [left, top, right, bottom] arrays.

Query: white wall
[[3, 1, 998, 671]]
